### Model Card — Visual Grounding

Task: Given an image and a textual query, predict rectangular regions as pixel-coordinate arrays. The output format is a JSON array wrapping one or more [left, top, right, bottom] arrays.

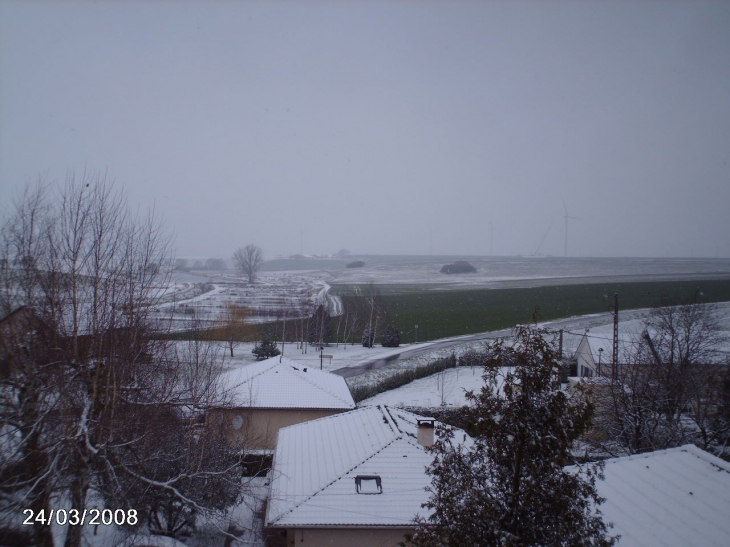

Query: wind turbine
[[532, 221, 554, 256], [561, 199, 580, 257]]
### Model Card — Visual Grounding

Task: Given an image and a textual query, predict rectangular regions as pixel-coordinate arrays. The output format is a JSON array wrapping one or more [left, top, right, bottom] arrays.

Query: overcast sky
[[1, 1, 729, 259]]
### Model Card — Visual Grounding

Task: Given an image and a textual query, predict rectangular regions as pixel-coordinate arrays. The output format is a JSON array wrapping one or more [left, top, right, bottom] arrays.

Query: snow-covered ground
[[218, 340, 423, 373], [360, 366, 489, 407], [151, 256, 730, 331], [350, 302, 730, 408], [326, 255, 730, 289], [149, 270, 334, 330]]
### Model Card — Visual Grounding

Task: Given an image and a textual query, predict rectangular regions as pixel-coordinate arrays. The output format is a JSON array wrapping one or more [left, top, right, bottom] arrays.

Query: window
[[355, 475, 382, 494], [241, 454, 273, 477]]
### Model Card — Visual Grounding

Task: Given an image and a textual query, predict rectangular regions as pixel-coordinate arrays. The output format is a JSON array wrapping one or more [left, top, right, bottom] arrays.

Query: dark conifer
[[405, 324, 616, 547]]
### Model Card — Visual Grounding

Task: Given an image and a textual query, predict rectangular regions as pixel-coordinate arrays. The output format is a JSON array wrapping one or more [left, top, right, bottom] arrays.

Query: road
[[330, 309, 650, 379], [331, 329, 511, 378]]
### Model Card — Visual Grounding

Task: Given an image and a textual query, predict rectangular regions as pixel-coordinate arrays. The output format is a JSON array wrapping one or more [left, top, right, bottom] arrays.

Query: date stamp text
[[22, 508, 138, 527]]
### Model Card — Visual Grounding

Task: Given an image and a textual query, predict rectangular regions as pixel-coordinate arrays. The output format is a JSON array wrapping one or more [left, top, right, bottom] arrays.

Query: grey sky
[[1, 1, 729, 259]]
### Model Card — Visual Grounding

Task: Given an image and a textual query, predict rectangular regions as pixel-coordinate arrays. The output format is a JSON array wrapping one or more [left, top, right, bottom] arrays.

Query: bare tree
[[0, 174, 244, 547], [232, 244, 264, 284], [362, 284, 388, 348], [307, 303, 331, 346], [435, 370, 454, 406], [588, 301, 730, 459], [218, 303, 253, 357], [339, 294, 365, 348]]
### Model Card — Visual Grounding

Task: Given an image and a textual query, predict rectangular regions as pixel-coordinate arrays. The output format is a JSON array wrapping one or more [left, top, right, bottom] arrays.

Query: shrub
[[457, 348, 492, 369], [252, 339, 280, 360], [381, 324, 401, 347], [348, 354, 457, 403], [346, 260, 365, 268], [362, 328, 374, 347], [440, 261, 477, 274]]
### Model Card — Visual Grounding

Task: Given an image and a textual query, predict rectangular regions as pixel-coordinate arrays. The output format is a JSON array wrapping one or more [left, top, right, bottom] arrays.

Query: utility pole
[[280, 310, 286, 362], [612, 293, 619, 380], [598, 347, 603, 377], [558, 329, 563, 359]]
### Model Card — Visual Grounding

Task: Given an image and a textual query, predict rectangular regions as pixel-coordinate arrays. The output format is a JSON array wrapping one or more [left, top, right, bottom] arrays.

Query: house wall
[[575, 336, 596, 377], [285, 527, 413, 547], [210, 408, 344, 450]]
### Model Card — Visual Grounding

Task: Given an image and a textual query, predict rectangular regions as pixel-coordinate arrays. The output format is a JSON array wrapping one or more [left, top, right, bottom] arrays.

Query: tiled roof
[[220, 356, 355, 410], [597, 445, 730, 547], [266, 405, 469, 527]]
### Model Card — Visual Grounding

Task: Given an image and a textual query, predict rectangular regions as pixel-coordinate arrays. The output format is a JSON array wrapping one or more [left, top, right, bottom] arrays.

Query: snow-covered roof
[[596, 444, 730, 547], [220, 356, 355, 410], [265, 405, 470, 528]]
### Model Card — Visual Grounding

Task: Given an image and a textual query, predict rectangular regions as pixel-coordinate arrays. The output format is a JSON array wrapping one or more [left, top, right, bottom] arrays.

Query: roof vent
[[355, 475, 382, 494], [417, 418, 435, 447]]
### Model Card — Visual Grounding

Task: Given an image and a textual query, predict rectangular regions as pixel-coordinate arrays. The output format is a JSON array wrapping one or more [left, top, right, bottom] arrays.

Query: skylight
[[355, 475, 382, 494]]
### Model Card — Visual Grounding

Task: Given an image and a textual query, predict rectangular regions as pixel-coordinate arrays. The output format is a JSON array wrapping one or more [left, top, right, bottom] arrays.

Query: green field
[[333, 279, 730, 343]]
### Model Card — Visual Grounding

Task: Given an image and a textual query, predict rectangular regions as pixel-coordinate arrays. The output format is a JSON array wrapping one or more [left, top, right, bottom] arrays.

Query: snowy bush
[[440, 261, 476, 274], [252, 339, 280, 360], [349, 354, 456, 402], [381, 324, 401, 347]]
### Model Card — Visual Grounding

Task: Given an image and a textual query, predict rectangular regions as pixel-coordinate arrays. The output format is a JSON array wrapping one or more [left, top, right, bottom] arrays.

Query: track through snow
[[316, 281, 343, 316]]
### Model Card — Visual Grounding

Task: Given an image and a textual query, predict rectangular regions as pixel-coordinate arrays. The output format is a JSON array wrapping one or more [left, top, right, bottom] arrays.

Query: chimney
[[417, 418, 435, 447]]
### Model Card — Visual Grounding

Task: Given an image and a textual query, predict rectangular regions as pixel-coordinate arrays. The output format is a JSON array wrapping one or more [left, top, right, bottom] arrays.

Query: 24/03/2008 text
[[23, 508, 138, 526]]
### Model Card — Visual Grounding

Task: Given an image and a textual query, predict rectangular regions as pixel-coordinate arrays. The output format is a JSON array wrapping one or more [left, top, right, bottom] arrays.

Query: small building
[[595, 444, 730, 547], [213, 356, 356, 452], [575, 332, 598, 377], [265, 405, 470, 547]]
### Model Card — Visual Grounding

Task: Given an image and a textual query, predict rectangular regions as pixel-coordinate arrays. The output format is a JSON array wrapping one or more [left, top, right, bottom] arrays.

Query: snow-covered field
[[151, 256, 730, 331], [327, 255, 730, 289], [149, 270, 337, 330]]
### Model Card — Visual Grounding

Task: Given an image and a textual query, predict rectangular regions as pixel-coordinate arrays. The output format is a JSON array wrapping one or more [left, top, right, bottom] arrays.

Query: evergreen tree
[[252, 338, 280, 360], [405, 324, 615, 547], [362, 327, 374, 347], [381, 324, 401, 347]]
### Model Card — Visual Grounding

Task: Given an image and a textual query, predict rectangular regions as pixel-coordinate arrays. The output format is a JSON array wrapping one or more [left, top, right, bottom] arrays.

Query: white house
[[211, 356, 356, 451], [265, 405, 470, 547], [575, 333, 598, 377]]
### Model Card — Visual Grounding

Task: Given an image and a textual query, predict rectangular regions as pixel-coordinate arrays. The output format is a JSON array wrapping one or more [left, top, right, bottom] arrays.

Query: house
[[264, 405, 470, 547], [595, 444, 730, 546], [212, 356, 356, 452], [575, 332, 598, 377]]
